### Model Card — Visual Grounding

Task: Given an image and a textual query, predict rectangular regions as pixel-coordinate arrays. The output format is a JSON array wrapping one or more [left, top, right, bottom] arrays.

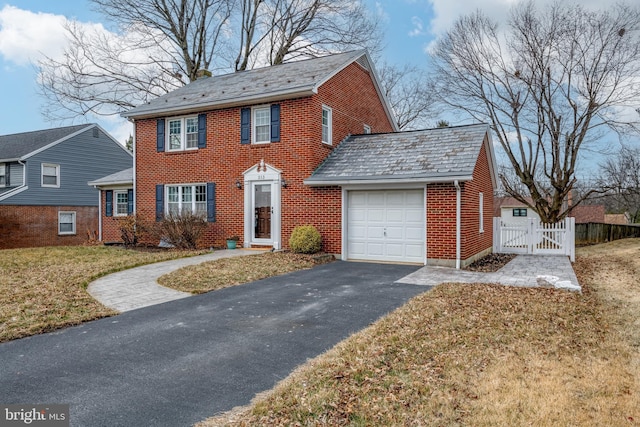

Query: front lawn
[[199, 239, 640, 426], [158, 252, 317, 294], [0, 246, 204, 342]]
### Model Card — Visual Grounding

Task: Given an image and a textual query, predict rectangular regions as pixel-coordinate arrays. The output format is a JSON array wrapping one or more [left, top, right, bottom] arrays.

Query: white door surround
[[243, 160, 282, 249]]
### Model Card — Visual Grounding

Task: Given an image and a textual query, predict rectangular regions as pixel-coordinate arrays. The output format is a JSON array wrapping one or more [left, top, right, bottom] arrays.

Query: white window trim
[[41, 163, 60, 188], [322, 105, 333, 145], [363, 124, 371, 134], [0, 163, 5, 188], [165, 183, 207, 216], [167, 115, 199, 152], [479, 192, 484, 233], [114, 190, 129, 217], [58, 211, 76, 235], [252, 105, 271, 145]]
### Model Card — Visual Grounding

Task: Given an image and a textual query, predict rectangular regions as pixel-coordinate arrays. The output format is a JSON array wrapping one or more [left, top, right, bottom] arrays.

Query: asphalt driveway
[[0, 261, 426, 426]]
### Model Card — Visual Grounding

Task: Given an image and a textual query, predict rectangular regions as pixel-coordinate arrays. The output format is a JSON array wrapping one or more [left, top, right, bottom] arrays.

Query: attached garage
[[304, 124, 498, 268], [346, 189, 425, 263]]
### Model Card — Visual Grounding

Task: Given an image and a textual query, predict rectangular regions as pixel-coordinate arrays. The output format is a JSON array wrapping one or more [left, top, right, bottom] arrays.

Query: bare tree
[[39, 0, 383, 119], [39, 0, 232, 120], [430, 2, 640, 222], [378, 62, 435, 130], [598, 145, 640, 223], [234, 0, 383, 71]]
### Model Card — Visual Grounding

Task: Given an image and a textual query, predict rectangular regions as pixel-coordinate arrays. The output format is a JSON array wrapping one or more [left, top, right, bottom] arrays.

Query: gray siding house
[[0, 124, 133, 249]]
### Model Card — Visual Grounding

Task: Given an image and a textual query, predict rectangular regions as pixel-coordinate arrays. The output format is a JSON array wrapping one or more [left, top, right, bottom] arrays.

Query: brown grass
[[199, 239, 640, 426], [158, 252, 317, 294], [0, 246, 204, 342]]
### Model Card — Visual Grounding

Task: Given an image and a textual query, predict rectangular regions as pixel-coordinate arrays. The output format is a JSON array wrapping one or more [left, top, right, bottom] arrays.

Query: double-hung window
[[322, 105, 332, 145], [58, 211, 76, 235], [253, 107, 271, 144], [0, 163, 5, 187], [168, 116, 198, 151], [167, 184, 207, 216], [42, 163, 60, 187], [115, 191, 129, 216]]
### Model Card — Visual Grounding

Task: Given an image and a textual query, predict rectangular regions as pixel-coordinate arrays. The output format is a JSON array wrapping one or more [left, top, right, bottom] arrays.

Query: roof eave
[[88, 179, 134, 187], [122, 88, 316, 119], [304, 175, 474, 187]]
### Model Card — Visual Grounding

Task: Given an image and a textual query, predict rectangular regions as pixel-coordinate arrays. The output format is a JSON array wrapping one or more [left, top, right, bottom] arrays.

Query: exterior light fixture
[[235, 180, 242, 189], [281, 178, 288, 188]]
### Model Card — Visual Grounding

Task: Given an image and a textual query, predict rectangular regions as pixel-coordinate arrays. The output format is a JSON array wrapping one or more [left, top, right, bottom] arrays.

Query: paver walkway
[[397, 255, 581, 291], [87, 249, 267, 312]]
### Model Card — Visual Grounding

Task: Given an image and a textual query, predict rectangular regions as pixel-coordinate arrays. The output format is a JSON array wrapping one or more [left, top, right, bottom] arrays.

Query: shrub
[[155, 211, 208, 249], [118, 214, 150, 247], [289, 225, 322, 254]]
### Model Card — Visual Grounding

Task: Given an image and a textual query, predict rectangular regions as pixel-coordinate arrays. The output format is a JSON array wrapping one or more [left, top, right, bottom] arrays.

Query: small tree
[[598, 145, 640, 223]]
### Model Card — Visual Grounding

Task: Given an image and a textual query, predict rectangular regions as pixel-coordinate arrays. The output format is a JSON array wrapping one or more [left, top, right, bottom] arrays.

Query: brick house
[[92, 50, 498, 267], [0, 124, 133, 249]]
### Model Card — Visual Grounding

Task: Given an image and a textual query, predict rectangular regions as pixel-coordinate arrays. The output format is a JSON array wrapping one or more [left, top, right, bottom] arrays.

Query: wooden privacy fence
[[493, 217, 575, 262], [575, 222, 640, 245]]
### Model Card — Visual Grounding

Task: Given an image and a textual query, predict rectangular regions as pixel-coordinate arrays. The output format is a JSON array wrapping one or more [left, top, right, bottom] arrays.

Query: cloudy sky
[[0, 0, 627, 158]]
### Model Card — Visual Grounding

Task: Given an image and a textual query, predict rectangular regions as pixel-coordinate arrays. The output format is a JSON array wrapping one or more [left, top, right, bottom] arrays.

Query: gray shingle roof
[[88, 168, 133, 187], [122, 50, 376, 119], [0, 124, 92, 160], [305, 124, 490, 185]]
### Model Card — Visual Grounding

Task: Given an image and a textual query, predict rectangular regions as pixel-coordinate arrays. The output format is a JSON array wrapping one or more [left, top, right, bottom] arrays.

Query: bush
[[289, 225, 322, 254], [118, 214, 150, 247], [156, 211, 208, 249]]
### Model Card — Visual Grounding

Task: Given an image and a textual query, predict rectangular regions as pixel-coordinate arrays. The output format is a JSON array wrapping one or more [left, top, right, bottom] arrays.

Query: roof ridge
[[0, 123, 94, 139]]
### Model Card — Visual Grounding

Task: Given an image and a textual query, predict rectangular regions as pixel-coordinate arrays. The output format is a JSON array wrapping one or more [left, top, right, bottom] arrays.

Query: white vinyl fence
[[493, 217, 575, 262]]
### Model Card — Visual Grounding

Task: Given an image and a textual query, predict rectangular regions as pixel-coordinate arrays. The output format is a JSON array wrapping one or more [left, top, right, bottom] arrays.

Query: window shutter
[[198, 113, 207, 149], [4, 163, 9, 187], [240, 108, 251, 145], [270, 104, 280, 142], [156, 119, 165, 152], [127, 189, 134, 215], [206, 182, 216, 223], [155, 184, 164, 221], [105, 190, 113, 217]]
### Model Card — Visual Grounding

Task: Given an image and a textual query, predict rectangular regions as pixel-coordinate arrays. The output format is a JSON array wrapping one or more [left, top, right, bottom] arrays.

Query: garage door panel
[[347, 190, 425, 264]]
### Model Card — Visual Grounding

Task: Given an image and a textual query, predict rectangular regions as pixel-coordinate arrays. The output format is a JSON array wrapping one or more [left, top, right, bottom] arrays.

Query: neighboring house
[[569, 204, 605, 224], [0, 125, 132, 249], [605, 213, 630, 225], [494, 196, 541, 225], [93, 50, 498, 267]]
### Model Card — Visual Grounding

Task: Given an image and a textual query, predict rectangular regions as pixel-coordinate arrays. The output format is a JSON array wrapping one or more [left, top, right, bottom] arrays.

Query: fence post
[[528, 218, 535, 254], [568, 217, 575, 262], [493, 217, 500, 253]]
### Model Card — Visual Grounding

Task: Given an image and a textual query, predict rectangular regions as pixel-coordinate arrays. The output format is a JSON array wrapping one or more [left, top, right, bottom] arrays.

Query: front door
[[254, 183, 272, 239]]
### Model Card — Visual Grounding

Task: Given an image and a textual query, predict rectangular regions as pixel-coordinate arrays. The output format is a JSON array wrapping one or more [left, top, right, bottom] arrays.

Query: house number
[[257, 174, 265, 180]]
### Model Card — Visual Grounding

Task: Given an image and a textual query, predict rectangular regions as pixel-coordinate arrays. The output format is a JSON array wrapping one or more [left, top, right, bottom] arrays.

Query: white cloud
[[427, 0, 619, 37], [0, 5, 68, 65], [408, 16, 426, 37]]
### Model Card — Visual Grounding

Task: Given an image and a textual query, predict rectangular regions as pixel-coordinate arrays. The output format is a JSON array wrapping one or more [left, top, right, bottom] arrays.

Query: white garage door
[[347, 190, 425, 263]]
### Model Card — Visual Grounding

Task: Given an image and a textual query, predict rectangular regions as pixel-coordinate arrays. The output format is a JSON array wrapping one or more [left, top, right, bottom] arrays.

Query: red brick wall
[[133, 61, 392, 252], [460, 140, 495, 260], [426, 139, 495, 264], [426, 183, 457, 260], [0, 205, 98, 249]]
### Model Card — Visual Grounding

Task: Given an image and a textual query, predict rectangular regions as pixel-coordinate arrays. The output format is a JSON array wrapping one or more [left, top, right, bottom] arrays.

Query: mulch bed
[[464, 253, 517, 272]]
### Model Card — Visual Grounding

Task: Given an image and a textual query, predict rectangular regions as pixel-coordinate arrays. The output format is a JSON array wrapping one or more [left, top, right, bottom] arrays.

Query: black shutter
[[270, 104, 280, 142], [155, 184, 164, 221], [240, 108, 251, 144], [105, 190, 113, 217], [156, 118, 165, 152], [198, 113, 207, 148], [127, 189, 134, 215], [206, 182, 216, 223]]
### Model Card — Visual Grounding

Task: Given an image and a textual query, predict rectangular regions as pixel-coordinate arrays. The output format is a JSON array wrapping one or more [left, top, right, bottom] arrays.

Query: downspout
[[454, 180, 461, 270], [131, 119, 136, 215]]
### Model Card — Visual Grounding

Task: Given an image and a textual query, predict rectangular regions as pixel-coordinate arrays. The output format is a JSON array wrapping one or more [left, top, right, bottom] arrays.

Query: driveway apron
[[0, 261, 426, 427]]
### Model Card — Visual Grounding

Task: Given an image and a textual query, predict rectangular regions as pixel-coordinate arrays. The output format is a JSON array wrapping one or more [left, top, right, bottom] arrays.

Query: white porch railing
[[493, 217, 575, 262]]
